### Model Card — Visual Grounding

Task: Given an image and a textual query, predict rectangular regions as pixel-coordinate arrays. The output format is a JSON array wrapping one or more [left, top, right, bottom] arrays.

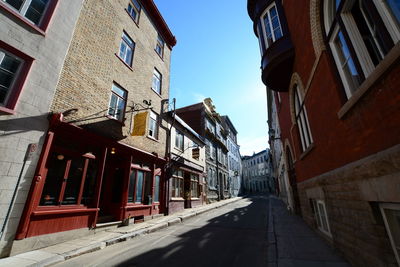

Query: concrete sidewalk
[[267, 196, 351, 267], [0, 197, 243, 267]]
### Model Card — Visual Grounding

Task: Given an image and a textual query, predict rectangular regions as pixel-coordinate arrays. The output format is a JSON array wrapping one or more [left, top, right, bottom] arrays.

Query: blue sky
[[154, 0, 269, 156]]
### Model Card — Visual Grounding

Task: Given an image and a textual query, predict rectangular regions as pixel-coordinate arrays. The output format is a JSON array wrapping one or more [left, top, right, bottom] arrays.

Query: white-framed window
[[108, 83, 127, 121], [171, 169, 183, 198], [2, 0, 51, 25], [155, 34, 165, 58], [380, 203, 400, 266], [119, 32, 135, 67], [324, 0, 399, 99], [294, 85, 313, 152], [127, 0, 141, 24], [190, 173, 200, 198], [175, 129, 184, 150], [311, 199, 331, 236], [151, 68, 162, 95], [260, 2, 284, 49], [0, 49, 23, 107], [148, 111, 158, 139]]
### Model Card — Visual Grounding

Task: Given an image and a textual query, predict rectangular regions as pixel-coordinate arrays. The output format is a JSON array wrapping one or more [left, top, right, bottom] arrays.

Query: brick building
[[0, 0, 84, 257], [12, 0, 176, 255], [248, 0, 400, 266], [175, 98, 230, 202]]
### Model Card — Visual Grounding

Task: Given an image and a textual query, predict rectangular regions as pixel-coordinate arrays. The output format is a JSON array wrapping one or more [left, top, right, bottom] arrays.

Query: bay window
[[260, 2, 283, 49]]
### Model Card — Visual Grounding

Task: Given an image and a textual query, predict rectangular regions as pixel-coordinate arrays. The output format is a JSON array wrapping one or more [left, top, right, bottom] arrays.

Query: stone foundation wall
[[298, 144, 400, 267]]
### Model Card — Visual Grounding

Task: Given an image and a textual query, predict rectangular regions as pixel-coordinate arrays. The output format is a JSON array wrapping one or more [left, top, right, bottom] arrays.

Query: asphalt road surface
[[54, 195, 269, 267]]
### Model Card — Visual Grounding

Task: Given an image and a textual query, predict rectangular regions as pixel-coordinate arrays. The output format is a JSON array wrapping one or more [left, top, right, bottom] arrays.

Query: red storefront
[[16, 114, 166, 239]]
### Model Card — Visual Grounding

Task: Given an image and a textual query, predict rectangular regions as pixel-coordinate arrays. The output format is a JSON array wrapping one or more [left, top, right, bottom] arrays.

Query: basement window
[[380, 203, 400, 266], [311, 199, 331, 236]]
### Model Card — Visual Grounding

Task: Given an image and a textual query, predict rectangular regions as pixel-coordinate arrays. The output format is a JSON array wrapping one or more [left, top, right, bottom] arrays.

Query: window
[[205, 118, 215, 133], [128, 169, 152, 205], [0, 49, 22, 107], [175, 130, 184, 150], [324, 0, 399, 99], [2, 0, 50, 25], [40, 150, 97, 206], [260, 2, 283, 49], [118, 32, 135, 67], [127, 0, 141, 24], [148, 111, 158, 139], [154, 175, 160, 202], [311, 199, 331, 236], [190, 174, 200, 198], [108, 83, 127, 121], [155, 34, 165, 58], [151, 68, 162, 94], [171, 170, 183, 198], [380, 203, 400, 266], [294, 85, 313, 152]]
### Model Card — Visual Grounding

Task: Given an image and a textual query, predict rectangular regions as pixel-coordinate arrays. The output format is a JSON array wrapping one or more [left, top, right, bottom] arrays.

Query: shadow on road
[[116, 195, 270, 267]]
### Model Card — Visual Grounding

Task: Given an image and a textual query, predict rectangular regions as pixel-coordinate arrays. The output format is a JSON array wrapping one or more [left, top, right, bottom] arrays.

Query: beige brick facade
[[51, 0, 172, 156]]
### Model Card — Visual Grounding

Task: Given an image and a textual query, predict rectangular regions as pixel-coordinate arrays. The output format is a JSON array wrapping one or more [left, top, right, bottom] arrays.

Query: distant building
[[175, 98, 230, 202], [221, 116, 242, 197], [165, 113, 206, 214], [242, 150, 273, 193], [13, 0, 176, 255], [0, 0, 84, 258], [248, 0, 400, 266]]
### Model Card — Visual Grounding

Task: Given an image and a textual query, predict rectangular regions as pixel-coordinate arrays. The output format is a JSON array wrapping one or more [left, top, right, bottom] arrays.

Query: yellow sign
[[131, 112, 148, 136]]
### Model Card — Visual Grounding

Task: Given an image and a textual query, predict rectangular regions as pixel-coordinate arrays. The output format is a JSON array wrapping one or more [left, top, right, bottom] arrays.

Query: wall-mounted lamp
[[57, 154, 64, 160], [111, 148, 116, 154]]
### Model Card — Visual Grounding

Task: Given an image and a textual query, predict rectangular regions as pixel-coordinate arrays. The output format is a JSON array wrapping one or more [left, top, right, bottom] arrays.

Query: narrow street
[[55, 196, 269, 267]]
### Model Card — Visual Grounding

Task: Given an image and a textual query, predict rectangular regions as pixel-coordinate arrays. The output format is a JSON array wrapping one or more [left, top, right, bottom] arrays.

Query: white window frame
[[148, 111, 158, 139], [119, 32, 135, 67], [313, 199, 332, 237], [151, 68, 162, 95], [380, 203, 400, 266], [2, 0, 50, 25], [108, 83, 127, 121], [260, 2, 284, 49], [294, 85, 313, 152], [373, 0, 400, 42], [175, 130, 184, 151], [0, 49, 23, 107]]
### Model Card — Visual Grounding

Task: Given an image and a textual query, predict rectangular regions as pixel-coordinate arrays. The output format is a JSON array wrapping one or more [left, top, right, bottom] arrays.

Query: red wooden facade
[[16, 114, 166, 239]]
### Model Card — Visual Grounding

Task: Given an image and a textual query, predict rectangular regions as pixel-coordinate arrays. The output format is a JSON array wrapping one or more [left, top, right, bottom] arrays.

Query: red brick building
[[248, 0, 400, 266]]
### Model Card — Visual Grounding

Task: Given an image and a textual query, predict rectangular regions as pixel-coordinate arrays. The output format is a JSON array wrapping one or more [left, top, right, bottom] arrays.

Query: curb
[[2, 197, 244, 267]]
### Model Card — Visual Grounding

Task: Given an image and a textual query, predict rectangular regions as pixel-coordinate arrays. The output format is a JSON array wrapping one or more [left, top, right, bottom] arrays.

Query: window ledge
[[115, 53, 133, 71], [299, 143, 315, 160], [154, 49, 164, 61], [106, 115, 125, 126], [0, 106, 16, 115], [151, 88, 162, 98], [125, 9, 140, 28], [171, 197, 184, 201], [0, 2, 46, 36], [147, 135, 159, 142], [338, 42, 400, 119]]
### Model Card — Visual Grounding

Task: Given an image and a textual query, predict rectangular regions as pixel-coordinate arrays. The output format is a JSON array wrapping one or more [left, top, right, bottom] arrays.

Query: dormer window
[[260, 2, 283, 49]]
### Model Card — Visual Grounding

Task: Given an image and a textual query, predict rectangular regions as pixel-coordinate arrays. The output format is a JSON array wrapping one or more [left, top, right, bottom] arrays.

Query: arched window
[[294, 85, 313, 152], [324, 0, 400, 99]]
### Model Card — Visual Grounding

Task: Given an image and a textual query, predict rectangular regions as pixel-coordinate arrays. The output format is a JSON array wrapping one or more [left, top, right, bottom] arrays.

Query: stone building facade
[[11, 0, 176, 255], [242, 149, 273, 193], [221, 116, 242, 197], [248, 0, 400, 266], [0, 0, 84, 257], [175, 98, 230, 202]]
